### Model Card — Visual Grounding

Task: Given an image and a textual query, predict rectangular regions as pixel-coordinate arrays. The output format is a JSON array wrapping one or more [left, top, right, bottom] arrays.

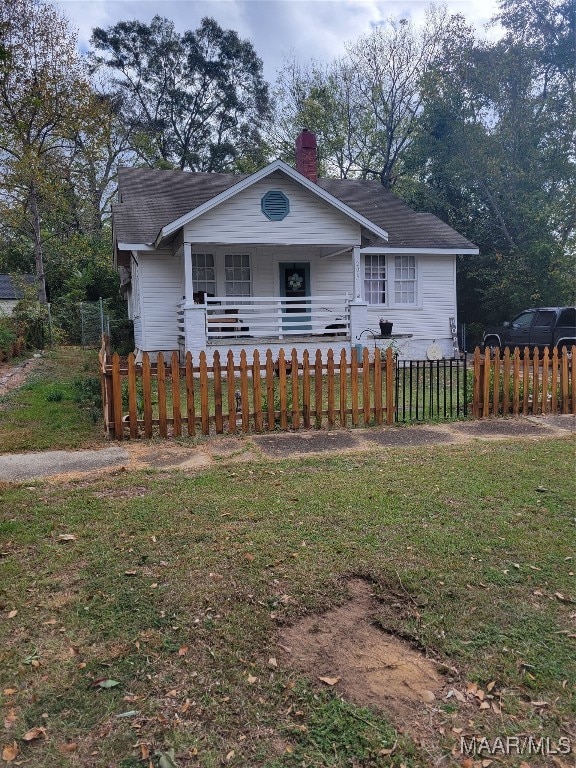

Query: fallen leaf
[[530, 700, 548, 707], [246, 675, 257, 684], [491, 701, 501, 714], [486, 681, 496, 692], [140, 744, 150, 760], [226, 750, 235, 761], [479, 701, 490, 710], [420, 690, 436, 703], [3, 709, 17, 730], [58, 534, 77, 542], [461, 759, 473, 768], [178, 645, 188, 656], [23, 726, 47, 741], [2, 742, 18, 762], [116, 710, 139, 718], [268, 657, 277, 668], [319, 676, 340, 686], [124, 570, 137, 576], [93, 678, 120, 689], [244, 553, 255, 562], [7, 610, 17, 619], [59, 743, 78, 753], [3, 688, 17, 696], [466, 682, 478, 694], [453, 689, 466, 703]]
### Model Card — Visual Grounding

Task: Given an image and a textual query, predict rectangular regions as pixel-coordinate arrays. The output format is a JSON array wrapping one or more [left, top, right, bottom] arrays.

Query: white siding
[[366, 254, 457, 358], [185, 174, 361, 245], [139, 249, 182, 351], [0, 300, 18, 316]]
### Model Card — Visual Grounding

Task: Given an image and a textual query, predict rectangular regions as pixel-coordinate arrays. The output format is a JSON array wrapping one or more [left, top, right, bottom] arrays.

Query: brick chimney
[[296, 129, 318, 183]]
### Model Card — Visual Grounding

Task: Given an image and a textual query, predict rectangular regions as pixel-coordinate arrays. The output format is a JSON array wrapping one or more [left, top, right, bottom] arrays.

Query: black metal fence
[[395, 358, 469, 423]]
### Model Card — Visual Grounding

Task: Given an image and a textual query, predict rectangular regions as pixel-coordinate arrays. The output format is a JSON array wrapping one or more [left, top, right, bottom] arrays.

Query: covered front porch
[[176, 242, 385, 359]]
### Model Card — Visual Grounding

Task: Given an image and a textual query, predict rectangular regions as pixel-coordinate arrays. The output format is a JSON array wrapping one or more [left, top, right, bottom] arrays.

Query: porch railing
[[204, 295, 350, 340]]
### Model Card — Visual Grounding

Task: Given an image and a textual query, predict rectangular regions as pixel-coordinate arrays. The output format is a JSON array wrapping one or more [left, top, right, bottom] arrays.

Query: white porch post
[[348, 244, 369, 346], [352, 245, 362, 301], [183, 242, 194, 307], [182, 242, 207, 357]]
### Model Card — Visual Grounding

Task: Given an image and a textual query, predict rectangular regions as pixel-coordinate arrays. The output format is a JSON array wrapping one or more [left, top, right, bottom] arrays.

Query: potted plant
[[379, 318, 393, 336]]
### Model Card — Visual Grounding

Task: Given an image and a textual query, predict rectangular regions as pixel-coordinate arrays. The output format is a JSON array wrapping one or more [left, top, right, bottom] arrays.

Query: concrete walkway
[[0, 414, 572, 483]]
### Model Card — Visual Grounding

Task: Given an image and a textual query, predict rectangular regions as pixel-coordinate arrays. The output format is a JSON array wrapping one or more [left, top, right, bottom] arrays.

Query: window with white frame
[[394, 255, 416, 304], [192, 253, 216, 296], [364, 254, 386, 305], [225, 254, 251, 296]]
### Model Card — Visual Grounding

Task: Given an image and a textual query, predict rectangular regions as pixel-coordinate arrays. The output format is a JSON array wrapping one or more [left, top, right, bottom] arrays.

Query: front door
[[279, 262, 311, 331]]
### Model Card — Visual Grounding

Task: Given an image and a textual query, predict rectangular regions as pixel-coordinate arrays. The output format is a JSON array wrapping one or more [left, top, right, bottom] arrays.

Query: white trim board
[[360, 246, 479, 255]]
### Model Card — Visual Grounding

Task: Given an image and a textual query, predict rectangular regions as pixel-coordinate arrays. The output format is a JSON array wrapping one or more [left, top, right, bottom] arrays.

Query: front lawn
[[0, 347, 105, 452], [0, 437, 574, 766]]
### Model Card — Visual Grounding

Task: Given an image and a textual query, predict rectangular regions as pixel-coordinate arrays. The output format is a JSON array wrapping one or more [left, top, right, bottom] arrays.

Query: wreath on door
[[287, 272, 303, 292]]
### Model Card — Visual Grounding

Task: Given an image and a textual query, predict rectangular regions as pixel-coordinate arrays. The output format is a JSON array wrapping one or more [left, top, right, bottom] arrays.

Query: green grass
[[0, 436, 574, 766], [0, 347, 105, 452]]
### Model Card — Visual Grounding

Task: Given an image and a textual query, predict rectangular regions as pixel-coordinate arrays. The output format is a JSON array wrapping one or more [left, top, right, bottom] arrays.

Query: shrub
[[0, 319, 17, 362]]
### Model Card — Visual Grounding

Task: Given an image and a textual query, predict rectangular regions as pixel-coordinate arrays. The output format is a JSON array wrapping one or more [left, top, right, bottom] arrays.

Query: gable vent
[[261, 190, 290, 221]]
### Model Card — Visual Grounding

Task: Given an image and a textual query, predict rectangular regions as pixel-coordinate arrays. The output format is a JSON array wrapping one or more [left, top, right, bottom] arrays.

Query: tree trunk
[[29, 185, 47, 304]]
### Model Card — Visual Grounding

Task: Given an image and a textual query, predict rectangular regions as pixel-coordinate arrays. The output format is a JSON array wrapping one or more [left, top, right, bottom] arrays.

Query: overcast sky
[[55, 0, 502, 84]]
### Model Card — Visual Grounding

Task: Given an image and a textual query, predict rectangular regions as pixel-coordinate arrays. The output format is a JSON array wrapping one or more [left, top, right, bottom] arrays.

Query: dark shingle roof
[[0, 274, 35, 300], [113, 166, 477, 251]]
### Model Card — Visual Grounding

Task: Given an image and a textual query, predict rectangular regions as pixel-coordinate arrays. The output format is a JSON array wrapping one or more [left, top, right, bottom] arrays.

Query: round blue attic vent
[[261, 190, 290, 221]]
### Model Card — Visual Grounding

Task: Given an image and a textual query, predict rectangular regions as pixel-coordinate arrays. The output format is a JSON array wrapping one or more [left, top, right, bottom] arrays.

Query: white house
[[0, 274, 35, 316], [113, 131, 478, 361]]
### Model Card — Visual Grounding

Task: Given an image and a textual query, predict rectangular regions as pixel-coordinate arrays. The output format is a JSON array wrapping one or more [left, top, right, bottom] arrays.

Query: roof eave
[[154, 159, 389, 248]]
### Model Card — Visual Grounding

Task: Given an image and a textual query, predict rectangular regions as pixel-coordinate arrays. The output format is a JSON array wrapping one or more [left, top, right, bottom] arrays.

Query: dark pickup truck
[[483, 307, 576, 354]]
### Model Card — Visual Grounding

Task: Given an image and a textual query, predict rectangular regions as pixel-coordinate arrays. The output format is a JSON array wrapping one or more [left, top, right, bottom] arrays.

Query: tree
[[90, 16, 271, 172], [0, 0, 96, 303], [273, 6, 463, 188], [403, 0, 575, 326]]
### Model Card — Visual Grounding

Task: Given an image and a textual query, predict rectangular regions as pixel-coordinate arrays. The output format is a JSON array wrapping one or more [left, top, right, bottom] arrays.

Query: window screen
[[364, 254, 386, 304], [225, 254, 251, 296], [394, 255, 416, 304], [192, 253, 216, 297]]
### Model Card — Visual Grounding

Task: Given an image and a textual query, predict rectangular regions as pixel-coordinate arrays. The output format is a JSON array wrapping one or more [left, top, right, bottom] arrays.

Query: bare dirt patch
[[0, 356, 41, 397], [278, 579, 448, 722]]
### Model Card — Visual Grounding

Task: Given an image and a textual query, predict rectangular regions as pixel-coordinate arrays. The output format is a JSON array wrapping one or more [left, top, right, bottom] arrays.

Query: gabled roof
[[0, 274, 35, 300], [113, 162, 478, 253]]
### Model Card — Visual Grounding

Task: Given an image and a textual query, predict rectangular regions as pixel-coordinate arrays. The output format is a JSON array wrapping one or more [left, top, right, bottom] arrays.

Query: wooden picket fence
[[472, 345, 575, 418], [99, 339, 575, 440], [99, 339, 395, 440]]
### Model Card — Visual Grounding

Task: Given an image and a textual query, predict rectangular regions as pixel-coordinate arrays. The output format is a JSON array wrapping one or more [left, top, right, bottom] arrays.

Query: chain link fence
[[48, 298, 133, 353]]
